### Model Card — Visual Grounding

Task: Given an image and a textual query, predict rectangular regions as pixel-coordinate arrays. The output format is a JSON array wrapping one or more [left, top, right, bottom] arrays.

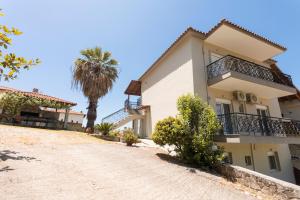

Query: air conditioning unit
[[233, 91, 246, 102], [246, 93, 258, 104]]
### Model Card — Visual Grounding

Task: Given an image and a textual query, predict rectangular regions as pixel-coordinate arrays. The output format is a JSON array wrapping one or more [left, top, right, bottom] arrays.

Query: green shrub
[[94, 123, 114, 135], [152, 94, 223, 167], [109, 130, 120, 138], [152, 116, 187, 149], [123, 129, 139, 146]]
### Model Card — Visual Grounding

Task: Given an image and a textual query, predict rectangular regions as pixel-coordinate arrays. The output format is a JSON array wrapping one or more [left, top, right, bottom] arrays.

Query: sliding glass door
[[216, 102, 233, 134]]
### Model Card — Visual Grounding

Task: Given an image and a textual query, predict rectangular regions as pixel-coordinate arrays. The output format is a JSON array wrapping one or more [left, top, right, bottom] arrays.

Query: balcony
[[214, 113, 300, 144], [207, 55, 296, 98]]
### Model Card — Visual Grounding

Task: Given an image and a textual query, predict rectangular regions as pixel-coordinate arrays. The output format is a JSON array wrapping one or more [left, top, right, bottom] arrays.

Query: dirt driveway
[[0, 125, 259, 200]]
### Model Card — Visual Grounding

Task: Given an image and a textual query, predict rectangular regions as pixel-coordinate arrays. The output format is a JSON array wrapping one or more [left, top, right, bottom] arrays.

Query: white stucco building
[[103, 19, 300, 183]]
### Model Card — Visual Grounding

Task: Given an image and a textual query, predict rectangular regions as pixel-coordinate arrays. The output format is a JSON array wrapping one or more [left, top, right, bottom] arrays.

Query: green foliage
[[0, 92, 70, 116], [109, 130, 120, 138], [152, 117, 187, 150], [152, 94, 223, 167], [72, 47, 119, 130], [123, 129, 139, 146], [94, 122, 114, 135], [0, 11, 40, 81]]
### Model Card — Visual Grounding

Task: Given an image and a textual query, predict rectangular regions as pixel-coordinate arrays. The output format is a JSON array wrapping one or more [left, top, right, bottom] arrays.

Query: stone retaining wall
[[216, 164, 300, 199]]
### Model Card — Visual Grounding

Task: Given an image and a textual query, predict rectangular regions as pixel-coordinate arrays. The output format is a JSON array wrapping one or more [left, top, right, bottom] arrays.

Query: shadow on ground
[[0, 166, 14, 172], [156, 153, 222, 176], [0, 150, 40, 162]]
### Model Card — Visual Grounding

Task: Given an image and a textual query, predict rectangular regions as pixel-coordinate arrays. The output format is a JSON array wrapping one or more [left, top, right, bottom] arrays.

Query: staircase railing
[[101, 98, 142, 124], [101, 108, 128, 124]]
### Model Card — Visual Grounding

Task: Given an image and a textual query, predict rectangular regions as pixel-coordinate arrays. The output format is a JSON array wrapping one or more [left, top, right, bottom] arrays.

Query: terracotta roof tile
[[0, 86, 77, 106]]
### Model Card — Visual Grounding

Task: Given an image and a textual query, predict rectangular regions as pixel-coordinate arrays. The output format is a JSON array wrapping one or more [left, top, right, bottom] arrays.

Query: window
[[268, 156, 277, 170], [238, 103, 245, 113], [268, 151, 281, 171], [224, 152, 233, 164], [245, 156, 252, 166]]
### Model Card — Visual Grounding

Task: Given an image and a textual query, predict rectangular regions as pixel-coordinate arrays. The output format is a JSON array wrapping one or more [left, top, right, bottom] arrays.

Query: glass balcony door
[[257, 107, 270, 136], [216, 101, 233, 134]]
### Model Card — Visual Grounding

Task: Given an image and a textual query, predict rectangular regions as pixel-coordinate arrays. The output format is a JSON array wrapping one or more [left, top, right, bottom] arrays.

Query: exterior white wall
[[208, 87, 282, 118], [219, 143, 295, 183], [280, 99, 300, 120], [204, 43, 271, 69], [141, 36, 195, 137], [190, 37, 207, 100], [58, 113, 84, 124]]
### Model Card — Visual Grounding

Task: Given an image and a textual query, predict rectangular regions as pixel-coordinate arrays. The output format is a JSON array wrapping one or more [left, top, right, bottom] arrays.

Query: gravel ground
[[0, 125, 260, 200]]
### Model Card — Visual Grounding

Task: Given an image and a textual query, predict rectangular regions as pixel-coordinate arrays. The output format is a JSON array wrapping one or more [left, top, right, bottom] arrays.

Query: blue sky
[[1, 0, 300, 124]]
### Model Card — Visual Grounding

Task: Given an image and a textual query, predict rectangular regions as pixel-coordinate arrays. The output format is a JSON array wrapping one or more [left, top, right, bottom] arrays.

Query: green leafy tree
[[152, 94, 223, 167], [0, 11, 40, 80], [152, 117, 187, 152], [72, 47, 118, 132], [0, 92, 70, 116]]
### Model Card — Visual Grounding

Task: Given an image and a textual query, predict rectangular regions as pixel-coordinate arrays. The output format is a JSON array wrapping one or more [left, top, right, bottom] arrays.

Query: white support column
[[63, 108, 70, 129], [133, 119, 139, 135]]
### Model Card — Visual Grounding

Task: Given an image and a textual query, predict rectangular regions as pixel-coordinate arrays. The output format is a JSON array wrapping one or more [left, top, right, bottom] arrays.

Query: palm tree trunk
[[86, 98, 98, 133]]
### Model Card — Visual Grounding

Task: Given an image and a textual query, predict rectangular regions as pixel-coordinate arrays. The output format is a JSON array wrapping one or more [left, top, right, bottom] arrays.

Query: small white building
[[41, 108, 85, 124]]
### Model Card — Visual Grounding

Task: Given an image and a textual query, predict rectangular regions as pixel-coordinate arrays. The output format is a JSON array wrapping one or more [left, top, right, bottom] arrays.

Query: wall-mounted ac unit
[[246, 93, 258, 104], [233, 91, 246, 102]]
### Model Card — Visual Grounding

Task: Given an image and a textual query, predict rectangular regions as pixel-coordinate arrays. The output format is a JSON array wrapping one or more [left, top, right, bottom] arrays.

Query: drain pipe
[[202, 44, 210, 104], [250, 144, 256, 171]]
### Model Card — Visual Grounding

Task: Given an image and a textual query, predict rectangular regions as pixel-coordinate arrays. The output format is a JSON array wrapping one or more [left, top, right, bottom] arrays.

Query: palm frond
[[72, 47, 119, 100]]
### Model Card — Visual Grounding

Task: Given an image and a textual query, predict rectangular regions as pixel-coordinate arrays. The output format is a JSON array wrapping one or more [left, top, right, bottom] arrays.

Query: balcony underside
[[205, 21, 285, 61], [208, 71, 296, 99], [214, 135, 300, 144]]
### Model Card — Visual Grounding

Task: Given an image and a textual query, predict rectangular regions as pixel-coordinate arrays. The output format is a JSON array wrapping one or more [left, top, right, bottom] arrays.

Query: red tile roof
[[0, 86, 77, 106]]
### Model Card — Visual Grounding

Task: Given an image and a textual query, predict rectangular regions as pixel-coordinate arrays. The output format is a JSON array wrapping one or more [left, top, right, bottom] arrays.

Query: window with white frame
[[238, 103, 246, 113], [267, 151, 281, 171]]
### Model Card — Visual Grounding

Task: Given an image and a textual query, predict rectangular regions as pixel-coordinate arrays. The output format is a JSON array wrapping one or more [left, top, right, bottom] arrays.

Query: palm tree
[[72, 47, 118, 132]]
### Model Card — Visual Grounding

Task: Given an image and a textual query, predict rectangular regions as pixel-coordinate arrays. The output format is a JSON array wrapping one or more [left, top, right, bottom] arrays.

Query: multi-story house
[[103, 19, 300, 183]]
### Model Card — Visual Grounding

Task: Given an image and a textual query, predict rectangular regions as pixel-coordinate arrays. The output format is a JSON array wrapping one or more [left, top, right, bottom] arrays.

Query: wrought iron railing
[[217, 113, 300, 136], [101, 108, 128, 124], [207, 55, 293, 87], [125, 98, 142, 110], [101, 98, 142, 124]]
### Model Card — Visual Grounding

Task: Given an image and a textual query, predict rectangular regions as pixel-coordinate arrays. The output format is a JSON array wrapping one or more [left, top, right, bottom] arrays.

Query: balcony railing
[[125, 98, 141, 110], [217, 113, 300, 136], [207, 55, 293, 87]]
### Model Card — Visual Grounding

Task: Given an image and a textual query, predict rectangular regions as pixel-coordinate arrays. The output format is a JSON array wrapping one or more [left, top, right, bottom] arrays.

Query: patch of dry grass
[[0, 124, 108, 145]]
